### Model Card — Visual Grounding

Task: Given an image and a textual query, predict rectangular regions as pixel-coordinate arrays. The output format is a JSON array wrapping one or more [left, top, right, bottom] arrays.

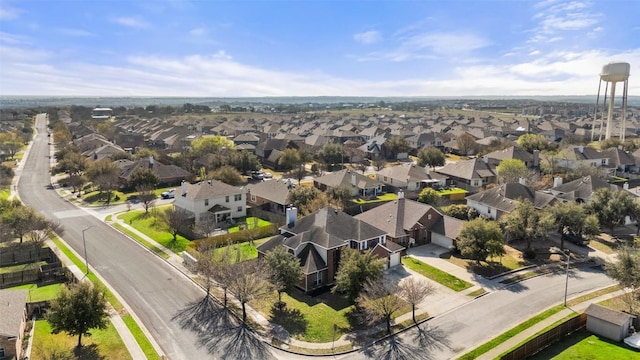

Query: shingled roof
[[355, 198, 437, 238], [181, 179, 244, 200], [0, 289, 27, 337], [436, 158, 497, 180], [466, 183, 557, 213]]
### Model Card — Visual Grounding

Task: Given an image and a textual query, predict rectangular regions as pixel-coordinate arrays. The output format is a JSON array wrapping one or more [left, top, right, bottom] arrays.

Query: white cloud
[[110, 16, 150, 29], [189, 27, 206, 36], [56, 28, 94, 37], [401, 32, 490, 55], [529, 0, 601, 43], [0, 4, 21, 20], [353, 30, 381, 45]]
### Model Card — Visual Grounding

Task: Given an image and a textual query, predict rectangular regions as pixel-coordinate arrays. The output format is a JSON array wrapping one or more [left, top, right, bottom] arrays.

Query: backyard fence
[[500, 313, 587, 360], [0, 246, 55, 267]]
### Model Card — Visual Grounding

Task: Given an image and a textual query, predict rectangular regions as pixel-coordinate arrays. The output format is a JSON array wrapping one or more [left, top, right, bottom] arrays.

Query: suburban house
[[0, 289, 28, 360], [585, 303, 637, 342], [376, 163, 447, 192], [601, 147, 637, 174], [117, 156, 191, 186], [549, 175, 619, 203], [257, 206, 403, 293], [554, 146, 610, 169], [358, 135, 389, 160], [174, 179, 246, 226], [314, 169, 383, 199], [436, 157, 498, 193], [484, 146, 539, 168], [355, 193, 464, 249], [81, 143, 125, 161], [466, 182, 557, 220], [246, 178, 294, 216]]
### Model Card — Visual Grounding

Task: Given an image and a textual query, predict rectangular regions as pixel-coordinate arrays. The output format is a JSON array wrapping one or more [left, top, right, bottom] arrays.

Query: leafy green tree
[[229, 150, 261, 175], [417, 187, 441, 206], [46, 282, 110, 349], [0, 131, 23, 159], [265, 247, 304, 306], [500, 200, 554, 252], [386, 135, 410, 160], [417, 147, 445, 168], [86, 159, 120, 205], [496, 159, 528, 184], [333, 248, 386, 301], [551, 202, 599, 249], [587, 189, 636, 235], [210, 165, 245, 186], [319, 143, 344, 169], [1, 204, 38, 243], [191, 135, 235, 158], [279, 148, 300, 171], [605, 247, 640, 313], [110, 151, 134, 161], [327, 185, 352, 210], [127, 168, 160, 190], [134, 147, 159, 160], [440, 204, 478, 221], [517, 133, 550, 152], [357, 280, 403, 334], [457, 218, 505, 264], [53, 152, 87, 179], [287, 186, 322, 212]]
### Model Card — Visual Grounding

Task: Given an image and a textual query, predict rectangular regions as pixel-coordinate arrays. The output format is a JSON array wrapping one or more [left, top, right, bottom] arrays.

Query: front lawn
[[528, 330, 639, 360], [10, 283, 64, 302], [402, 257, 472, 292], [117, 208, 190, 253], [352, 193, 398, 204], [439, 247, 530, 278], [253, 289, 354, 343], [213, 237, 270, 260], [31, 319, 132, 360]]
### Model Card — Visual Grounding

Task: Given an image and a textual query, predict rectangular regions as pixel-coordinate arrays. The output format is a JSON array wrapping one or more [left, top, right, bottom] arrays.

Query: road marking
[[52, 209, 92, 219]]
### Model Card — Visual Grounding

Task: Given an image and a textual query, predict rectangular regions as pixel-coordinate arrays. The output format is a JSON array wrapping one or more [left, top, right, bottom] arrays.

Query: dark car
[[563, 231, 588, 246]]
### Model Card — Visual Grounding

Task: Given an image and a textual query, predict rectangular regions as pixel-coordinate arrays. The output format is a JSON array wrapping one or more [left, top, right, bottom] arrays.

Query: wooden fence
[[500, 313, 587, 360], [0, 246, 55, 267]]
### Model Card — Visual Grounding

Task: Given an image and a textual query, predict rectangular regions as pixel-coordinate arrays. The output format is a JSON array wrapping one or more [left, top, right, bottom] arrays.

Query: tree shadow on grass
[[360, 324, 451, 360], [172, 295, 273, 360], [269, 305, 307, 337], [73, 344, 104, 360]]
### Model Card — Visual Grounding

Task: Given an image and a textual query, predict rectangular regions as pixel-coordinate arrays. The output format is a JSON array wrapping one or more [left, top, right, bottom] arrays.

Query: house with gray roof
[[554, 145, 610, 169], [117, 156, 191, 186], [376, 163, 447, 192], [485, 146, 539, 168], [436, 157, 498, 193], [0, 289, 28, 360], [257, 206, 402, 293], [355, 193, 463, 249], [466, 182, 557, 220], [549, 175, 618, 203], [246, 178, 294, 216], [174, 179, 246, 226], [314, 169, 383, 199]]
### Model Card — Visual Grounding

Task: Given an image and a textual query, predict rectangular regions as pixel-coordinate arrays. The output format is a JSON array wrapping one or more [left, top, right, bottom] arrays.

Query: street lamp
[[551, 247, 570, 306], [82, 225, 96, 275]]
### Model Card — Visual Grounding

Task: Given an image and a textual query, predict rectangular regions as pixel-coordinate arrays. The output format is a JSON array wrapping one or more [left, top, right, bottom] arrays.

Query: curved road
[[19, 114, 219, 359]]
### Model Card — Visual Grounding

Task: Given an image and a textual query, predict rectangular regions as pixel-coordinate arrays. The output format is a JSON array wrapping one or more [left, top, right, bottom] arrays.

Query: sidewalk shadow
[[359, 324, 451, 360], [172, 295, 273, 360]]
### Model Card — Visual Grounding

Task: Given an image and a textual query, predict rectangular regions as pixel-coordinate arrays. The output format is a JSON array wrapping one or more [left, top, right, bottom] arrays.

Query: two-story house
[[314, 169, 384, 199], [257, 206, 403, 293], [435, 157, 497, 193], [0, 290, 28, 360], [376, 163, 447, 192], [554, 146, 610, 169], [174, 179, 246, 226], [466, 182, 557, 220]]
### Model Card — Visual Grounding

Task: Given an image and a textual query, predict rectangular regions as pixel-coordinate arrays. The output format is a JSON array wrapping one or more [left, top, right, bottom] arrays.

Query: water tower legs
[[604, 81, 617, 140]]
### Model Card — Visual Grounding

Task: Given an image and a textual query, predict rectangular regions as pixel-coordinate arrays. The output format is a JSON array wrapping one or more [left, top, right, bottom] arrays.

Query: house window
[[488, 208, 492, 214], [226, 196, 230, 203], [251, 194, 256, 202], [204, 199, 209, 206], [351, 241, 358, 249], [601, 159, 607, 165], [313, 272, 322, 286], [0, 348, 4, 358], [428, 214, 431, 220], [384, 176, 388, 182], [237, 206, 242, 212], [235, 194, 242, 201]]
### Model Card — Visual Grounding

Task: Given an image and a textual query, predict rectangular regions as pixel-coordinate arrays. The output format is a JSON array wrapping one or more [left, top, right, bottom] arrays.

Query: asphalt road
[[18, 114, 224, 359]]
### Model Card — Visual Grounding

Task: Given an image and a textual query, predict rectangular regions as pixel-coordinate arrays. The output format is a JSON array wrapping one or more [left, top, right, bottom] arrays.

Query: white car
[[161, 189, 175, 199]]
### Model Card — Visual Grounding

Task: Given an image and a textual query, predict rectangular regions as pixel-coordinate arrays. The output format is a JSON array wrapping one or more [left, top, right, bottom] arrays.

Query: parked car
[[251, 171, 264, 180], [161, 189, 175, 199], [563, 231, 588, 246], [263, 172, 273, 179]]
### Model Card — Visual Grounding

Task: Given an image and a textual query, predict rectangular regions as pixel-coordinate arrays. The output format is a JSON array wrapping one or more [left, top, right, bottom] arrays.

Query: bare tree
[[456, 133, 477, 156], [162, 207, 191, 241], [357, 279, 404, 334], [26, 218, 63, 249], [136, 184, 157, 214], [228, 260, 273, 323], [195, 214, 219, 238], [213, 244, 236, 308], [399, 278, 435, 323]]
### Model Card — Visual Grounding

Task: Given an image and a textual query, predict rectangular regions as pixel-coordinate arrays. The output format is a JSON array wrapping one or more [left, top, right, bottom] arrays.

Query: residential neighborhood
[[1, 99, 640, 360]]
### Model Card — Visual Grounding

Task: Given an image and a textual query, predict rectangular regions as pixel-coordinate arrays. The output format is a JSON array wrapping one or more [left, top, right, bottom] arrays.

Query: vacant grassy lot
[[10, 283, 63, 302], [529, 330, 639, 360], [402, 257, 472, 292], [253, 289, 354, 343], [31, 319, 132, 360], [117, 208, 190, 253]]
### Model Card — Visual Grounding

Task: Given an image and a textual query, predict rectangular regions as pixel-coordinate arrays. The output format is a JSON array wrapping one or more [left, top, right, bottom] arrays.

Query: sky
[[0, 0, 639, 97]]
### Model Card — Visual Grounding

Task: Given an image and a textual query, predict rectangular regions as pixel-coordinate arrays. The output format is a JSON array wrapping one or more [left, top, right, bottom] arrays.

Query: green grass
[[227, 217, 272, 233], [31, 319, 132, 360], [213, 238, 270, 259], [105, 214, 112, 222], [466, 288, 487, 297], [0, 261, 47, 274], [122, 315, 161, 360], [352, 193, 398, 204], [51, 236, 162, 359], [588, 238, 618, 254], [0, 189, 9, 200], [402, 257, 472, 292], [117, 208, 190, 253], [82, 189, 128, 205], [254, 290, 354, 343], [528, 330, 639, 360], [114, 223, 170, 259], [436, 187, 468, 196], [10, 283, 64, 302]]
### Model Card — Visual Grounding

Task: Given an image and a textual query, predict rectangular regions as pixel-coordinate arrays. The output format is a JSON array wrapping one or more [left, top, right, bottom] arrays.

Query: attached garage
[[389, 252, 401, 267], [431, 232, 454, 249]]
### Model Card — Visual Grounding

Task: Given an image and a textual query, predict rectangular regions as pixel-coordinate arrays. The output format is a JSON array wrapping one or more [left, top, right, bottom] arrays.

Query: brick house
[[0, 290, 28, 360]]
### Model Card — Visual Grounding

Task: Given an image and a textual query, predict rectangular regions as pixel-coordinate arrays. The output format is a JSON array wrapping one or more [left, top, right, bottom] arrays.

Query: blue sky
[[0, 0, 638, 97]]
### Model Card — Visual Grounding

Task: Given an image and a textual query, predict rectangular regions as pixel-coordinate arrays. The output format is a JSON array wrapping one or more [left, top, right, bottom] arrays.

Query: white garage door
[[431, 233, 453, 249], [389, 252, 401, 267]]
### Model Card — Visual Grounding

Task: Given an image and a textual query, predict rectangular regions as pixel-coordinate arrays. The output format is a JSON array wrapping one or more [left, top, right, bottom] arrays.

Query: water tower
[[592, 62, 630, 141]]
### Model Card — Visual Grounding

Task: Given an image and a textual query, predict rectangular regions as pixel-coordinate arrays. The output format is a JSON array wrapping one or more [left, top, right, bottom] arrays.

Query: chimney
[[483, 155, 489, 164], [578, 146, 584, 154], [624, 182, 629, 190], [181, 180, 186, 196], [553, 177, 563, 188], [351, 173, 356, 186], [424, 165, 430, 175], [398, 191, 404, 199], [519, 177, 526, 186], [149, 156, 154, 168], [533, 149, 540, 167], [286, 206, 298, 228]]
